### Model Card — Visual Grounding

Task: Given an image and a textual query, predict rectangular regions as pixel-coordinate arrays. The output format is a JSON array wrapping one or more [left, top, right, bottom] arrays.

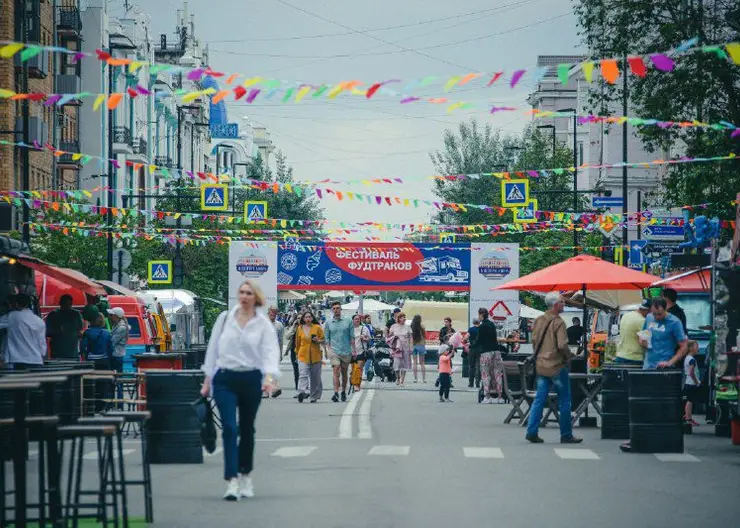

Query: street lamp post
[[536, 124, 556, 156], [107, 36, 137, 281], [557, 108, 578, 255], [175, 104, 202, 287]]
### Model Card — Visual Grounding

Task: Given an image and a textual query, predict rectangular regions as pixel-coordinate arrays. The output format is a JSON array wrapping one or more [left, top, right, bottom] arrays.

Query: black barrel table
[[628, 370, 683, 453]]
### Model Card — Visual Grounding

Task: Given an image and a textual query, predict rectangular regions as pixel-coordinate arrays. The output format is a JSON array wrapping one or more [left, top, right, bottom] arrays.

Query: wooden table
[[569, 373, 603, 426]]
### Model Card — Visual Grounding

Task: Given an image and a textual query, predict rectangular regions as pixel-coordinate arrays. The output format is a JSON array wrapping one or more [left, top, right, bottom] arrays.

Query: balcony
[[154, 156, 172, 167], [14, 116, 48, 145], [130, 137, 149, 162], [14, 52, 48, 79], [57, 7, 82, 37], [57, 141, 81, 168], [112, 125, 133, 155], [55, 74, 81, 100]]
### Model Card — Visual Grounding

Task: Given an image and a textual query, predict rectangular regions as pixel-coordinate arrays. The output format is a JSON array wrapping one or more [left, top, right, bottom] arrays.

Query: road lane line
[[367, 445, 410, 456], [553, 448, 600, 460], [463, 447, 504, 459], [271, 446, 318, 458], [357, 389, 375, 439], [83, 449, 135, 460], [655, 453, 700, 462], [338, 390, 364, 439]]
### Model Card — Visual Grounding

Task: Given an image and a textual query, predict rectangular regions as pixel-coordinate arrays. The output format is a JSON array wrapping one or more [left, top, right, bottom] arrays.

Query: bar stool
[[105, 410, 153, 522], [0, 415, 62, 527], [77, 416, 129, 526], [58, 424, 119, 528]]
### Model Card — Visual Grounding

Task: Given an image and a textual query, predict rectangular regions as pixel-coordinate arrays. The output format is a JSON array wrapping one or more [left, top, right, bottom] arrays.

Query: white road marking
[[83, 449, 135, 460], [27, 450, 39, 458], [338, 390, 363, 439], [654, 453, 700, 463], [271, 446, 318, 458], [357, 389, 375, 439], [554, 448, 600, 460], [256, 437, 339, 442], [368, 445, 410, 456], [463, 447, 504, 459], [204, 447, 223, 457]]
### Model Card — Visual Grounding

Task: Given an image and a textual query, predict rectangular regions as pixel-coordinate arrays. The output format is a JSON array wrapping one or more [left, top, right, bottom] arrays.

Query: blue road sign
[[642, 224, 685, 241], [201, 184, 228, 211], [245, 201, 268, 223], [501, 179, 528, 207], [148, 260, 173, 284], [592, 195, 624, 208], [514, 199, 537, 224], [209, 123, 239, 139], [629, 240, 647, 269]]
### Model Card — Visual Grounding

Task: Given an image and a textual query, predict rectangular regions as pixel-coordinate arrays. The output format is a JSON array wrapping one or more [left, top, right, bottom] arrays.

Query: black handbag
[[192, 396, 217, 454]]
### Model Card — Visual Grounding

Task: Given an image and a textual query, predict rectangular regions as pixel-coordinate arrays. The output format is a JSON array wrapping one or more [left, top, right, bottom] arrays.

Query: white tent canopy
[[278, 290, 306, 301], [325, 291, 346, 298], [341, 298, 397, 327], [520, 305, 544, 319]]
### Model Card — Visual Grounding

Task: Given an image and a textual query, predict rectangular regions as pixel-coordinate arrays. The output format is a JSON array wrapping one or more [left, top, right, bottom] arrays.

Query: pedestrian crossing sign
[[200, 184, 228, 211], [148, 260, 173, 285], [245, 201, 268, 224], [513, 199, 538, 224], [439, 233, 456, 243], [501, 179, 529, 207]]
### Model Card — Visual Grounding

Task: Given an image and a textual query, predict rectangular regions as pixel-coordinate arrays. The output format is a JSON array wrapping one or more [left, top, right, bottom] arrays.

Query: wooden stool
[[77, 416, 130, 527], [0, 415, 62, 527], [105, 410, 153, 523], [57, 424, 119, 527]]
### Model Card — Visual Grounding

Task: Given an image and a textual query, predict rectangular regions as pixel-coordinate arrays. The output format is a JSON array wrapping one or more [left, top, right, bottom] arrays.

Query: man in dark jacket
[[46, 294, 83, 359], [526, 292, 582, 445], [470, 308, 498, 388]]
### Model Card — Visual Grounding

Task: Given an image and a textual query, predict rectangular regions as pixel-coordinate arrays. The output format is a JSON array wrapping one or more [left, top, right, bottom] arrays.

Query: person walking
[[351, 314, 370, 392], [475, 307, 502, 404], [388, 312, 413, 386], [200, 280, 281, 501], [45, 293, 84, 360], [267, 306, 284, 398], [437, 335, 454, 402], [526, 292, 582, 444], [615, 299, 651, 366], [385, 307, 401, 337], [283, 319, 300, 393], [0, 294, 46, 369], [324, 301, 355, 402], [80, 314, 114, 411], [294, 311, 325, 403], [410, 314, 427, 383], [468, 310, 492, 389], [439, 317, 455, 345]]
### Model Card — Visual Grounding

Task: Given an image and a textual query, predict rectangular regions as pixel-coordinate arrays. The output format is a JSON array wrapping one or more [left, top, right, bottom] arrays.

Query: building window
[[578, 142, 584, 165]]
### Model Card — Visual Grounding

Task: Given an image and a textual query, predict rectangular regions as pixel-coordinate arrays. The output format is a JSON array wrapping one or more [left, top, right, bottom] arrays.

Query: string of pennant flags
[[1, 37, 739, 110], [13, 197, 737, 234], [1, 138, 739, 212], [26, 220, 634, 253]]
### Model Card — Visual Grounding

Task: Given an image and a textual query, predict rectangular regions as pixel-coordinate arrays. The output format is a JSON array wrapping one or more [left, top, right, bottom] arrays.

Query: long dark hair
[[411, 314, 424, 342]]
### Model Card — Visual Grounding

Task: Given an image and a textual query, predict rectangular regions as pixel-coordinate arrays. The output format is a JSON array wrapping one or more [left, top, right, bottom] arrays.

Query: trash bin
[[601, 365, 639, 440], [628, 370, 683, 453], [146, 370, 204, 464]]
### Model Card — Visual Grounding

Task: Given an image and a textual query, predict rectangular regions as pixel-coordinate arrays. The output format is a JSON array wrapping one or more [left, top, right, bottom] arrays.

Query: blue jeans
[[526, 367, 573, 439], [614, 357, 643, 366], [213, 369, 263, 480]]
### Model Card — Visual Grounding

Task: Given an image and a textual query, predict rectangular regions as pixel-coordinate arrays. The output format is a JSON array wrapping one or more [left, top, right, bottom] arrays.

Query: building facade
[[0, 0, 83, 230]]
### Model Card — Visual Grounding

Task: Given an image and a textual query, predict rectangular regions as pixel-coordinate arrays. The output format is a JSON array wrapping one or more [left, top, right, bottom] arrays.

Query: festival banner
[[229, 241, 278, 310], [275, 242, 472, 291], [469, 243, 520, 330]]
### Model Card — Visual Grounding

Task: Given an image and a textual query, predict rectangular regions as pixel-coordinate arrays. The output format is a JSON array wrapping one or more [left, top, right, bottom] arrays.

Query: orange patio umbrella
[[491, 254, 660, 293]]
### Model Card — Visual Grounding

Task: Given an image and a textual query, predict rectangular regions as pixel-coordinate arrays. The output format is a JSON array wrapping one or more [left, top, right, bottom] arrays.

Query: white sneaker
[[239, 475, 255, 498], [223, 478, 240, 501], [482, 397, 492, 404]]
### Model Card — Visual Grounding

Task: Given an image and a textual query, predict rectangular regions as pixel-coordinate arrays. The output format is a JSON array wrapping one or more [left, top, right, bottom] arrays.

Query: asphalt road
[[15, 365, 740, 527]]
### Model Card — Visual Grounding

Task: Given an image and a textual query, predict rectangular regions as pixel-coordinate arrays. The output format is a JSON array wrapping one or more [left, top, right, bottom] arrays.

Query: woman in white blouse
[[200, 280, 281, 501]]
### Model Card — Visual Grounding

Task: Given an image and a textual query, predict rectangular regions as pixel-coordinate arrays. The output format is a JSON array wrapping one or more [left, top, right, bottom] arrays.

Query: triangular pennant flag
[[583, 62, 595, 82], [627, 56, 647, 77], [557, 63, 571, 85], [600, 59, 619, 84]]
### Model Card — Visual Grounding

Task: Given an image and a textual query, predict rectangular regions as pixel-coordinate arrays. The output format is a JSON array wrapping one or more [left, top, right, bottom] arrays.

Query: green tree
[[429, 119, 603, 308], [573, 0, 740, 220]]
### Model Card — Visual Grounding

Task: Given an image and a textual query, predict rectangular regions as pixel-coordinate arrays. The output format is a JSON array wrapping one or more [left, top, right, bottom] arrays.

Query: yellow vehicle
[[148, 302, 173, 352]]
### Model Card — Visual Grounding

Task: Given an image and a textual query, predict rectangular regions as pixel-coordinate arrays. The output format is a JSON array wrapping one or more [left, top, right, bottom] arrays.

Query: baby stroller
[[368, 341, 396, 383]]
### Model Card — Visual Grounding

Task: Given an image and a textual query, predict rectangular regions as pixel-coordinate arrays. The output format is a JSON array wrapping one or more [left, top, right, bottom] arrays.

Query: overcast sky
[[121, 0, 583, 233]]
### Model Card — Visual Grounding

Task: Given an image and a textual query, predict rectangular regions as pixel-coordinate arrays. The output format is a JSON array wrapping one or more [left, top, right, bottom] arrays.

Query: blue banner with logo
[[277, 242, 471, 290]]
